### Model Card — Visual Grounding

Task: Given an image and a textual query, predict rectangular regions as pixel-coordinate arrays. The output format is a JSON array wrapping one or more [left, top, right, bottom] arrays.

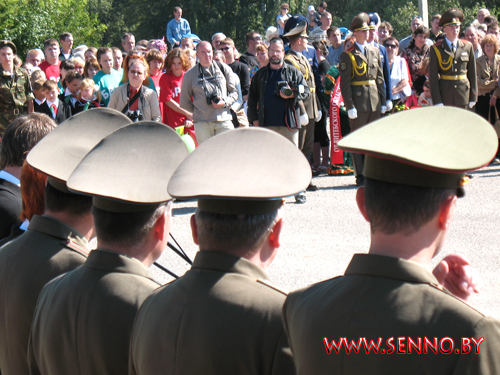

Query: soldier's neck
[[1, 62, 13, 74]]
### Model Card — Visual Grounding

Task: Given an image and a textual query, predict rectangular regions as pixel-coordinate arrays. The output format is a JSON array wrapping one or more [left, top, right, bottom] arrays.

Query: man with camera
[[180, 41, 238, 144], [248, 38, 309, 146]]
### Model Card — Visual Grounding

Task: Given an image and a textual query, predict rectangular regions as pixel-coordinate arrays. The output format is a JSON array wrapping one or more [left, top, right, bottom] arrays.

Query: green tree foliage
[[0, 0, 106, 58]]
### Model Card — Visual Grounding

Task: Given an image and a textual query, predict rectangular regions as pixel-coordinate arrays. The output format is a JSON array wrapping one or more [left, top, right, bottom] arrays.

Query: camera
[[126, 110, 143, 122], [206, 92, 220, 105], [276, 81, 293, 97]]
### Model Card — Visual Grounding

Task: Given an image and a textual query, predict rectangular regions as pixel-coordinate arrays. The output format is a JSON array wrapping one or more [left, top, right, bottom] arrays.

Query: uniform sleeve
[[271, 329, 297, 375], [429, 46, 443, 105], [467, 44, 478, 102], [453, 316, 500, 375], [24, 71, 35, 101], [381, 47, 392, 101], [339, 52, 355, 110], [376, 50, 386, 104]]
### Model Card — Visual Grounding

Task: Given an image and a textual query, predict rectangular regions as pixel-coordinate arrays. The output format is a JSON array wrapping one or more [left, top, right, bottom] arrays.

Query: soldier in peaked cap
[[283, 107, 500, 374], [429, 8, 478, 108], [339, 13, 385, 186], [0, 40, 34, 136], [0, 108, 131, 375], [129, 127, 311, 375], [27, 122, 189, 375]]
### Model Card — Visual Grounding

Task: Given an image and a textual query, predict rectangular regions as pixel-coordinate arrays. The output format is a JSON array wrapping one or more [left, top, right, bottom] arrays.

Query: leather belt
[[440, 74, 466, 80], [351, 80, 376, 86]]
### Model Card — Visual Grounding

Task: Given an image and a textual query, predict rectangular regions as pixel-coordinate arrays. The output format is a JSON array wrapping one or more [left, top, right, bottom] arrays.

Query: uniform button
[[454, 85, 457, 88], [454, 61, 457, 64]]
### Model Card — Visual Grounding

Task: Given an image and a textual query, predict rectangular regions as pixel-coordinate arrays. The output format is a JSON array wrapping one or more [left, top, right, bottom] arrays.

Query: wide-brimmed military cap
[[27, 108, 132, 193], [284, 15, 308, 35], [67, 122, 189, 213], [0, 40, 17, 55], [440, 8, 464, 27], [168, 127, 312, 215], [350, 13, 371, 32], [368, 13, 381, 29], [338, 107, 497, 197], [283, 20, 309, 38]]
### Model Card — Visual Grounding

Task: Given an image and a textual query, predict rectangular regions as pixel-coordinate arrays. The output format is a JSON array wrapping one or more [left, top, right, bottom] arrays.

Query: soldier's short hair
[[194, 209, 279, 255], [0, 114, 56, 169], [364, 178, 455, 235], [92, 203, 169, 249], [43, 38, 58, 50], [45, 182, 93, 216], [42, 80, 58, 92]]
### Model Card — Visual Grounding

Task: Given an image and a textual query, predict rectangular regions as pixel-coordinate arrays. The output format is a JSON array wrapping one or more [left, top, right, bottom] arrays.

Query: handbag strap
[[121, 84, 142, 114]]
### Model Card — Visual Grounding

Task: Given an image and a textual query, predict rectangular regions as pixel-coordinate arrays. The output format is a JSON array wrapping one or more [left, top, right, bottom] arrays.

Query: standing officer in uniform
[[27, 122, 189, 375], [0, 41, 34, 137], [429, 9, 477, 108], [0, 109, 131, 375], [339, 13, 385, 185], [283, 107, 500, 374], [129, 128, 311, 375]]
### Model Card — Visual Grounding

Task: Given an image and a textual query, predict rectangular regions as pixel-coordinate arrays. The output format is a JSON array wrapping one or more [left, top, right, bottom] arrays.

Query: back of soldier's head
[[0, 114, 56, 169]]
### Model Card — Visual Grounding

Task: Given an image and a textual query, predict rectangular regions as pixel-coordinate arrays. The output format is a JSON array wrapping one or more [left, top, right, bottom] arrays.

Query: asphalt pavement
[[152, 162, 500, 320]]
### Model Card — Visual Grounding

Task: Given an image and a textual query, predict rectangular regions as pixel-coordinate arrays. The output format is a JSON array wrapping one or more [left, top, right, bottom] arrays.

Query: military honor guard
[[429, 9, 478, 108], [283, 107, 500, 374], [339, 13, 386, 185], [129, 127, 311, 375], [0, 40, 34, 137], [27, 122, 189, 375], [0, 109, 131, 375]]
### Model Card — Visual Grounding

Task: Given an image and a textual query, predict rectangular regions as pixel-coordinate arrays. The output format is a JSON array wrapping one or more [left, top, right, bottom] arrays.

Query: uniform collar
[[345, 253, 440, 285], [192, 251, 270, 281], [28, 215, 89, 249], [84, 249, 159, 283]]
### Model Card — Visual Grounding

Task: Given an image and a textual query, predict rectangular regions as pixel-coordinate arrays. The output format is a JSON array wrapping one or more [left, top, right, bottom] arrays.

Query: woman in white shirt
[[384, 37, 411, 105]]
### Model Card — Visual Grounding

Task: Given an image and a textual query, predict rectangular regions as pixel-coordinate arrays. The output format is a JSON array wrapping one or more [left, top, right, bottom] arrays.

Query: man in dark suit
[[0, 113, 55, 241], [0, 109, 130, 375], [35, 80, 72, 124], [339, 13, 385, 185], [283, 107, 500, 374], [429, 8, 477, 108]]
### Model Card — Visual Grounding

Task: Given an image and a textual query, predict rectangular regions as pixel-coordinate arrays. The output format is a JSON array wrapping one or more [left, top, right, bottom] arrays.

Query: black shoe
[[295, 194, 306, 204], [355, 175, 365, 186], [307, 183, 319, 191]]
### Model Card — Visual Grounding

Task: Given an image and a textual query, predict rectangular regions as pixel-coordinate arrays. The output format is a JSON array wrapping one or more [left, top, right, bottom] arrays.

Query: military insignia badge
[[340, 63, 346, 70]]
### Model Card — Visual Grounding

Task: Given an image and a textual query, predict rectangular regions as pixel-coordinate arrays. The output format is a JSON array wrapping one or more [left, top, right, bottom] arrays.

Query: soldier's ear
[[268, 217, 284, 249], [356, 187, 370, 222], [190, 214, 199, 245]]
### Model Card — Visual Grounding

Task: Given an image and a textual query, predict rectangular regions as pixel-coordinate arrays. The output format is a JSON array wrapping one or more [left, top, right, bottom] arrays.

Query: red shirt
[[39, 61, 61, 82], [159, 71, 185, 129], [128, 85, 140, 111]]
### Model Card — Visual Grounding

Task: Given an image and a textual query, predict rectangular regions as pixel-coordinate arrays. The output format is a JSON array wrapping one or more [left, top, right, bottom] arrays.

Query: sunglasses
[[220, 47, 231, 51], [385, 44, 397, 49], [129, 70, 143, 76]]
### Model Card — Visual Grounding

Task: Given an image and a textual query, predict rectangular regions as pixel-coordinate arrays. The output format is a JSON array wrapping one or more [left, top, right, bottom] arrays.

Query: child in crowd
[[71, 79, 104, 115], [418, 80, 433, 106], [58, 60, 75, 94], [84, 58, 100, 79], [35, 80, 72, 124], [93, 47, 122, 106], [30, 70, 46, 87], [31, 80, 46, 112], [59, 71, 83, 105]]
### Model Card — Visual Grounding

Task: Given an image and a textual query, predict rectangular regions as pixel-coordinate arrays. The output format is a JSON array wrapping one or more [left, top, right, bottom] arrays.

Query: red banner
[[329, 76, 344, 165]]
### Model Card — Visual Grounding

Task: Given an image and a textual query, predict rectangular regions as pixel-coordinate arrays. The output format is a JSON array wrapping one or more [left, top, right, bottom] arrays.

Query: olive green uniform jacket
[[0, 66, 34, 136], [0, 215, 89, 375], [283, 254, 500, 375], [27, 249, 160, 375], [429, 40, 478, 107], [129, 251, 296, 375]]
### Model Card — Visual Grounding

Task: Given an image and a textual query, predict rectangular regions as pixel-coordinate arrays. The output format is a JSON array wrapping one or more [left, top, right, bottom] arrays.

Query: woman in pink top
[[159, 49, 194, 138]]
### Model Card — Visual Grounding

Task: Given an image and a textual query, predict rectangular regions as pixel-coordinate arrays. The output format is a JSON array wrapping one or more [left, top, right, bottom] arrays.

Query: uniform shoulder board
[[461, 39, 471, 46], [428, 283, 486, 316], [256, 278, 288, 295], [346, 45, 355, 52], [435, 40, 443, 46], [62, 239, 90, 257]]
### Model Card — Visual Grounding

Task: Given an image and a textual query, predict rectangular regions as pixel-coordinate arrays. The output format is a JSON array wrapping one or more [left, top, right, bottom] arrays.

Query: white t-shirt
[[390, 56, 412, 100]]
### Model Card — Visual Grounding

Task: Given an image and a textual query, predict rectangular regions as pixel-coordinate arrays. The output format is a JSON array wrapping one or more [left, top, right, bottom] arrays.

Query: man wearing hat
[[27, 122, 189, 375], [0, 40, 34, 137], [367, 12, 393, 108], [283, 107, 500, 374], [339, 13, 385, 186], [429, 8, 477, 108], [0, 109, 131, 375], [129, 127, 311, 375], [284, 21, 320, 189]]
